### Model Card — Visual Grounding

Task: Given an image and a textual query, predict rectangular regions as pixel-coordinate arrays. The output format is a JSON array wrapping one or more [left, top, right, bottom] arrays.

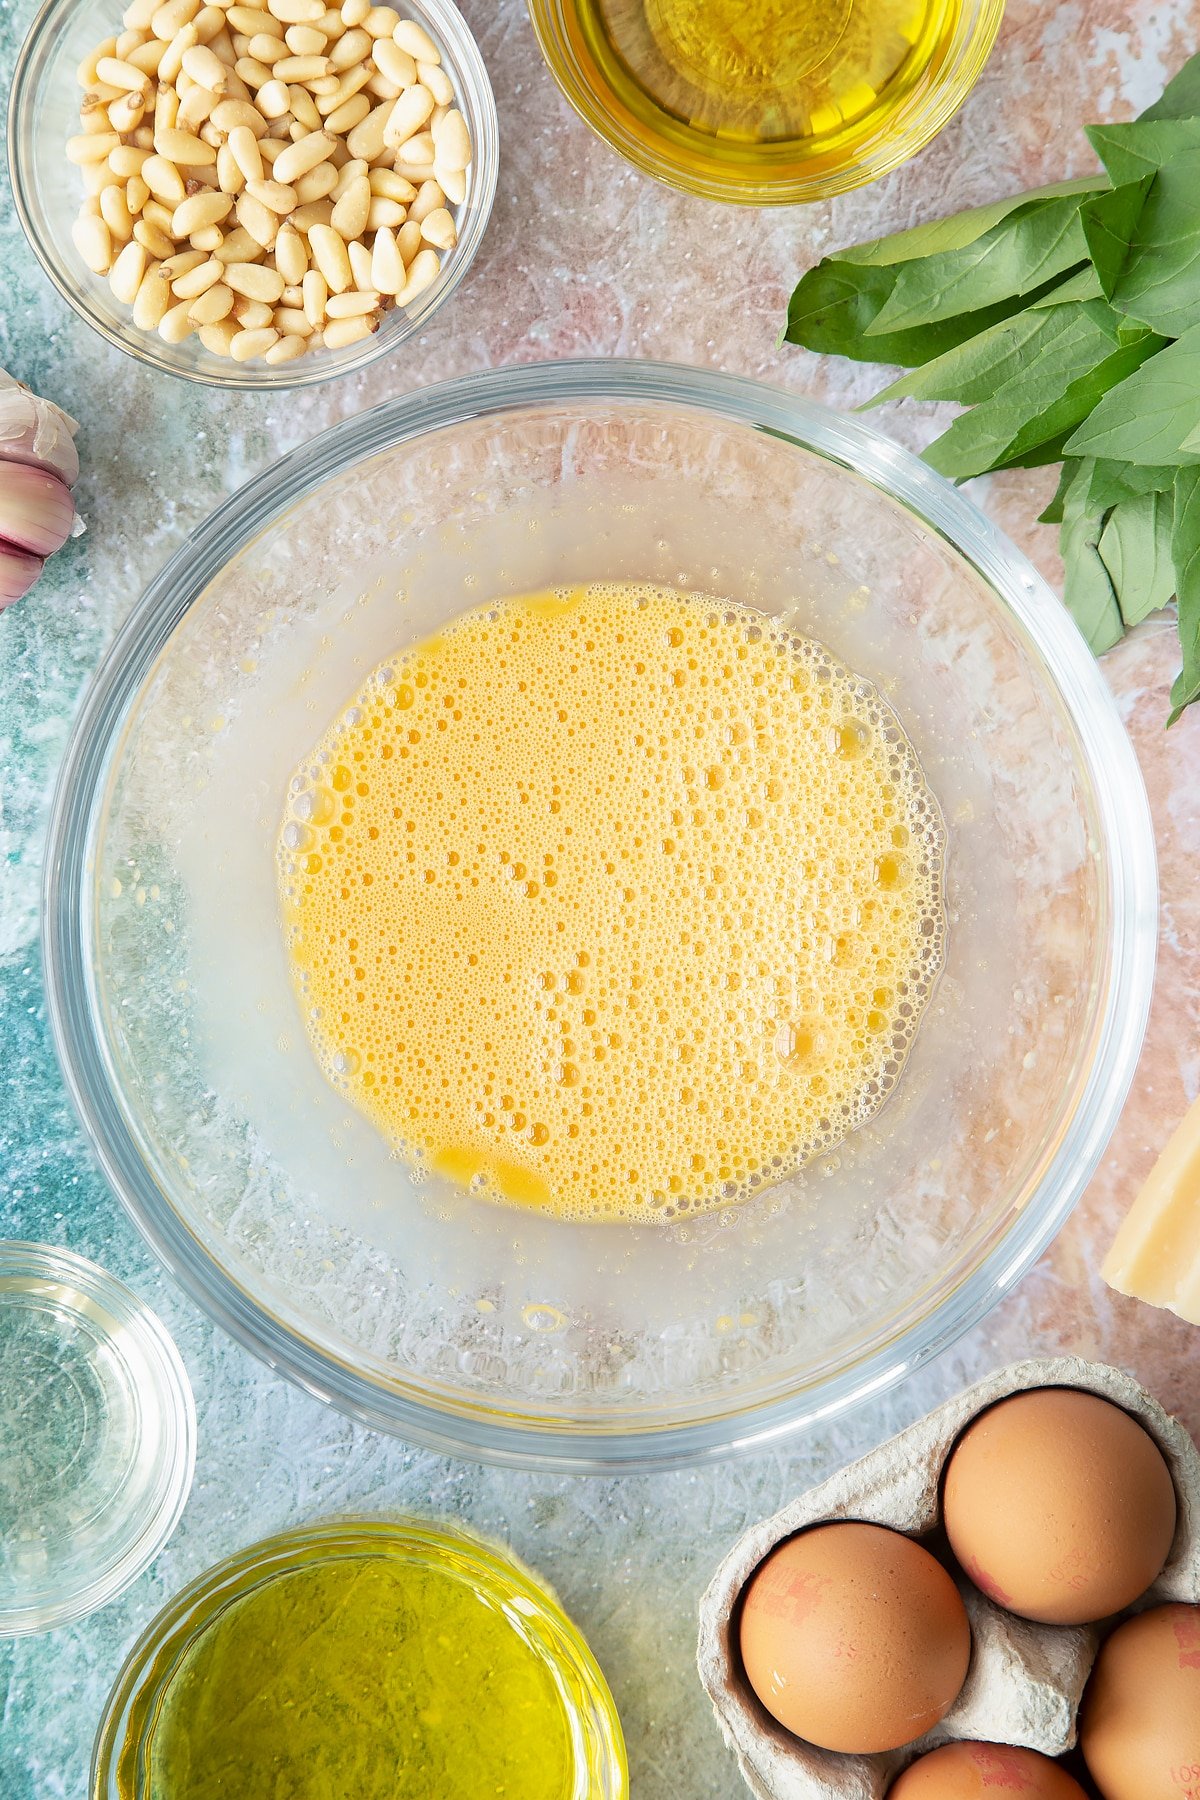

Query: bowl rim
[[41, 358, 1158, 1472], [90, 1514, 629, 1798], [0, 1239, 196, 1635], [6, 0, 499, 390], [525, 0, 1006, 205]]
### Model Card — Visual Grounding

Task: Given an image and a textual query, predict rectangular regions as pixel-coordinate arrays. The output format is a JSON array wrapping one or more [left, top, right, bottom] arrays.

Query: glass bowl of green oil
[[91, 1517, 627, 1800], [528, 0, 1005, 202]]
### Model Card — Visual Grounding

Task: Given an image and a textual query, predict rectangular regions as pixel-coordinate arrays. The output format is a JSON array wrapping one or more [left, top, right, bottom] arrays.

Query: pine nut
[[294, 160, 337, 201], [73, 211, 114, 271], [369, 223, 402, 292], [271, 127, 334, 181], [134, 217, 176, 257], [109, 239, 148, 301], [127, 173, 151, 210], [273, 53, 331, 79], [256, 77, 291, 115], [181, 41, 227, 87], [82, 161, 113, 195], [330, 154, 367, 198], [68, 132, 121, 164], [218, 142, 245, 192], [291, 199, 333, 231], [236, 189, 279, 244], [212, 96, 269, 132], [264, 330, 306, 360], [331, 170, 368, 235], [347, 235, 373, 286], [199, 318, 238, 353], [141, 152, 186, 201], [394, 126, 433, 163], [323, 312, 373, 346], [362, 5, 397, 34], [395, 216, 420, 263], [317, 4, 344, 33], [372, 38, 414, 86], [302, 266, 328, 322], [109, 90, 148, 131], [142, 196, 178, 232], [97, 53, 151, 89], [246, 175, 297, 211], [156, 125, 216, 162], [364, 71, 399, 102], [235, 55, 276, 86], [171, 254, 223, 294], [431, 107, 469, 171], [273, 220, 307, 281], [392, 18, 436, 61], [188, 278, 235, 320], [100, 182, 135, 240], [324, 285, 376, 316], [341, 0, 369, 24], [318, 63, 373, 114], [365, 195, 404, 228], [212, 225, 262, 259], [233, 295, 274, 326], [230, 324, 279, 357], [152, 0, 199, 38], [268, 0, 325, 20], [154, 81, 180, 132], [246, 29, 285, 59], [158, 297, 196, 339], [77, 38, 118, 86], [280, 281, 305, 304], [227, 5, 281, 31], [418, 60, 450, 105], [273, 305, 313, 333], [382, 82, 431, 148], [368, 165, 414, 199], [127, 37, 168, 73], [173, 187, 233, 233], [110, 144, 152, 175], [406, 176, 441, 221], [158, 23, 199, 83], [289, 82, 323, 127], [133, 264, 173, 325], [124, 0, 158, 29], [176, 82, 217, 129], [337, 98, 385, 160], [225, 258, 285, 298], [328, 24, 369, 65], [160, 246, 207, 276], [307, 221, 352, 290], [286, 22, 326, 52], [435, 162, 464, 205], [418, 204, 454, 249], [324, 93, 369, 133], [396, 242, 436, 303]]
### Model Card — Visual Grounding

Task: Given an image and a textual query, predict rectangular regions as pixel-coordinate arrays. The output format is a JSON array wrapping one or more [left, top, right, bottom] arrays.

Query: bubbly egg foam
[[278, 584, 945, 1222]]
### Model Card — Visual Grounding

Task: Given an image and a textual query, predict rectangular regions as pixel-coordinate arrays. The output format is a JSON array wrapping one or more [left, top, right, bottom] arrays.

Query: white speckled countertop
[[3, 0, 1200, 1793]]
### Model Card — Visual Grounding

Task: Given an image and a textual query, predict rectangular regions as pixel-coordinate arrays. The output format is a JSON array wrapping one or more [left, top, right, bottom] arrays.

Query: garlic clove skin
[[0, 369, 80, 489], [0, 539, 46, 610], [0, 462, 76, 557]]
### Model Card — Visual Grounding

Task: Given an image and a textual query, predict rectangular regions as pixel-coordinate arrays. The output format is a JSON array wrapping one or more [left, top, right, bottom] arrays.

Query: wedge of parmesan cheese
[[1104, 1093, 1200, 1320]]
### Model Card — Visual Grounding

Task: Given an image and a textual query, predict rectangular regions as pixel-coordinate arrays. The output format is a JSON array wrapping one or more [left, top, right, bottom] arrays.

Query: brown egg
[[737, 1521, 971, 1754], [888, 1741, 1089, 1798], [942, 1388, 1176, 1625], [1081, 1603, 1200, 1800]]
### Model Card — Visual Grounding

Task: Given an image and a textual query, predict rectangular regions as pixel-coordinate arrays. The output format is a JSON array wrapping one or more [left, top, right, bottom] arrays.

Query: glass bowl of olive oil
[[528, 0, 1005, 202], [91, 1517, 627, 1800]]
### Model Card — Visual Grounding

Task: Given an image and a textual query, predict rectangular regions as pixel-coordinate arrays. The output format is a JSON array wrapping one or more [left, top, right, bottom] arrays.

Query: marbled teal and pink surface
[[2, 0, 1198, 1794]]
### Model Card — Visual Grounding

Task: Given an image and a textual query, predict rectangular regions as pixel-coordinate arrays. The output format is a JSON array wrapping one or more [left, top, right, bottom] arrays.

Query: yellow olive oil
[[561, 0, 969, 193]]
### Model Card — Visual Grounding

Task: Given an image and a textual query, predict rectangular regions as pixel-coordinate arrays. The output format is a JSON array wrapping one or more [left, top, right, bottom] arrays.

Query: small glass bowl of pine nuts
[[8, 0, 497, 385]]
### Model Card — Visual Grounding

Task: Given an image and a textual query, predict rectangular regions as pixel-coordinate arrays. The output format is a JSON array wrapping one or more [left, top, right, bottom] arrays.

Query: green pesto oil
[[144, 1555, 575, 1799]]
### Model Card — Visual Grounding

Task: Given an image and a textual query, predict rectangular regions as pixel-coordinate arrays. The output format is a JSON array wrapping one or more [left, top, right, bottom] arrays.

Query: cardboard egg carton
[[698, 1358, 1200, 1800]]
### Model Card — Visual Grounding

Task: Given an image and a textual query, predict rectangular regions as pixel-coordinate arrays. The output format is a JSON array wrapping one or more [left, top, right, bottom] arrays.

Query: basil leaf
[[1098, 491, 1178, 624], [1080, 175, 1155, 296], [1065, 326, 1200, 464], [1059, 461, 1124, 652], [1169, 465, 1200, 723], [1139, 50, 1200, 122], [1040, 458, 1084, 524], [1086, 117, 1200, 185], [1108, 152, 1200, 337], [865, 196, 1092, 335], [1085, 458, 1179, 510], [921, 312, 1163, 482], [784, 257, 1044, 367], [833, 178, 1106, 267], [1027, 265, 1105, 307]]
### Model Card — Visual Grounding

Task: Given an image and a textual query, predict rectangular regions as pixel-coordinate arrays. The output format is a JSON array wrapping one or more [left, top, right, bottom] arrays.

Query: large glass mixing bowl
[[43, 361, 1157, 1471]]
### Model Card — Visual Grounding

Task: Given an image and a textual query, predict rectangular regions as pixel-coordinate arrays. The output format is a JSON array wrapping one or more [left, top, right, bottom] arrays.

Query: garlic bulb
[[0, 369, 79, 489], [0, 365, 81, 611]]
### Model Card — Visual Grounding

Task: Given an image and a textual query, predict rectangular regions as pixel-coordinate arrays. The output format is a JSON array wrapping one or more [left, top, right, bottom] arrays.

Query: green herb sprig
[[785, 54, 1200, 722]]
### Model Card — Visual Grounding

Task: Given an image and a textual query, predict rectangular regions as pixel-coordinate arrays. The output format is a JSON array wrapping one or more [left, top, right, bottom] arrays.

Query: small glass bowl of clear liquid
[[0, 1243, 195, 1635]]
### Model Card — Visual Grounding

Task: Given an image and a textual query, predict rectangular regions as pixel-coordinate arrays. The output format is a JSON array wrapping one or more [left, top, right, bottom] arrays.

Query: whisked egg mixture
[[278, 583, 945, 1223]]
